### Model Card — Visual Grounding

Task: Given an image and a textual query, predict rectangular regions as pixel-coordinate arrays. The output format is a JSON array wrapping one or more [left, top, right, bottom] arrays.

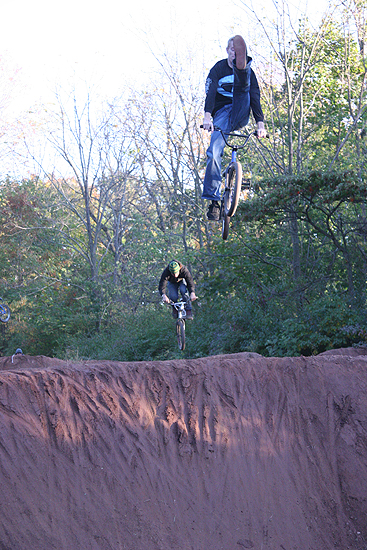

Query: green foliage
[[262, 296, 365, 356], [1, 169, 367, 359], [54, 304, 194, 362], [241, 170, 366, 221], [34, 286, 366, 362]]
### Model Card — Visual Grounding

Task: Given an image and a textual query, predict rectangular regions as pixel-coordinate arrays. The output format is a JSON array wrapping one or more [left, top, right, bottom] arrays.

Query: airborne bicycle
[[214, 126, 256, 240]]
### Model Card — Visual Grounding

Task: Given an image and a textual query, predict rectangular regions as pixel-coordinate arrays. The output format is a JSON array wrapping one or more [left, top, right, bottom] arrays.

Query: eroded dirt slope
[[0, 348, 367, 550]]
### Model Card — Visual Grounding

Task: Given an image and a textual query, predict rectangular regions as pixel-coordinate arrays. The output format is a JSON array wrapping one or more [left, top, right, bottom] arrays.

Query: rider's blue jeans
[[202, 62, 251, 201], [167, 281, 191, 309]]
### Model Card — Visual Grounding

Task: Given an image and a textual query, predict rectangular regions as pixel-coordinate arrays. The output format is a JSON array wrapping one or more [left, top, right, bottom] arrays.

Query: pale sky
[[1, 0, 330, 113]]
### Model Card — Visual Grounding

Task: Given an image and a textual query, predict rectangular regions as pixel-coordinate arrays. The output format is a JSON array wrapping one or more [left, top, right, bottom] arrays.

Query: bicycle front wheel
[[176, 319, 186, 350], [0, 304, 10, 323], [224, 161, 242, 217]]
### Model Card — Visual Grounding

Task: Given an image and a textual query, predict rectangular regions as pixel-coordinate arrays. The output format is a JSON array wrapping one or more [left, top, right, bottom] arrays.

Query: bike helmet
[[168, 260, 180, 276]]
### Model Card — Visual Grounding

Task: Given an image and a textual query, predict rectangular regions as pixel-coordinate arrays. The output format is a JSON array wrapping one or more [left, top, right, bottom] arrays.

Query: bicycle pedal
[[242, 170, 252, 189]]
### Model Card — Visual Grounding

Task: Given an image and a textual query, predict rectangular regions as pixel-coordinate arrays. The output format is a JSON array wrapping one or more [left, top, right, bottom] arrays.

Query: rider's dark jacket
[[204, 56, 264, 121], [159, 261, 195, 296]]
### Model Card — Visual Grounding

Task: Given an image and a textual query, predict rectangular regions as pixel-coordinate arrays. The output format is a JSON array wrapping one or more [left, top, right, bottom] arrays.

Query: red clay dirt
[[0, 348, 367, 549]]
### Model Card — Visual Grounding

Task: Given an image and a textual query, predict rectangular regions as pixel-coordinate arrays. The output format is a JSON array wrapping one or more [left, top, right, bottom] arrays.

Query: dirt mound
[[0, 348, 367, 549]]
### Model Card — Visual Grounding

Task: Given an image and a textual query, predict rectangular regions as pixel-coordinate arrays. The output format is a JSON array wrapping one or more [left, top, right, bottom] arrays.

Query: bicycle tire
[[176, 319, 186, 351], [0, 304, 10, 323], [224, 161, 242, 217], [222, 210, 230, 240]]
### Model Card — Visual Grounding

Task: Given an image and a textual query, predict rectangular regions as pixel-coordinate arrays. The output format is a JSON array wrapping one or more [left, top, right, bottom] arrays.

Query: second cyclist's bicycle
[[164, 295, 194, 351]]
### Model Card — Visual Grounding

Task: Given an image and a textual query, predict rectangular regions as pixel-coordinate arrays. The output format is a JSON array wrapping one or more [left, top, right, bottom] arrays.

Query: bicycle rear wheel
[[0, 304, 10, 323], [224, 161, 242, 217], [176, 319, 185, 350]]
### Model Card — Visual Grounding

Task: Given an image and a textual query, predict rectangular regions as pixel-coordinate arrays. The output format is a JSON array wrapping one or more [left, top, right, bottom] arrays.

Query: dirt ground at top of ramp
[[0, 347, 366, 550]]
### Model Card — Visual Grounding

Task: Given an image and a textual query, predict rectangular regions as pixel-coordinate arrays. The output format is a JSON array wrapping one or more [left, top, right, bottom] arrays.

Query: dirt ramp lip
[[0, 348, 366, 550], [316, 346, 367, 357]]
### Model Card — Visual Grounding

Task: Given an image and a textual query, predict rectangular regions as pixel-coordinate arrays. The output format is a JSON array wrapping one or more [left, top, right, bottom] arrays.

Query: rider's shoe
[[185, 309, 193, 320], [207, 200, 221, 221], [233, 35, 247, 70]]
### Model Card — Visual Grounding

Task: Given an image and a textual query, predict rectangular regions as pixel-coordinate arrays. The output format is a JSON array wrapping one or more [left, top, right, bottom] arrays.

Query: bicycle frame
[[214, 126, 256, 191], [212, 127, 257, 240], [168, 299, 190, 319]]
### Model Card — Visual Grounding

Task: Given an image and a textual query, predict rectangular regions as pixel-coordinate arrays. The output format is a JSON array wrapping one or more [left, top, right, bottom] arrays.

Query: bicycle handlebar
[[200, 124, 257, 150], [201, 125, 269, 145], [162, 297, 196, 309]]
